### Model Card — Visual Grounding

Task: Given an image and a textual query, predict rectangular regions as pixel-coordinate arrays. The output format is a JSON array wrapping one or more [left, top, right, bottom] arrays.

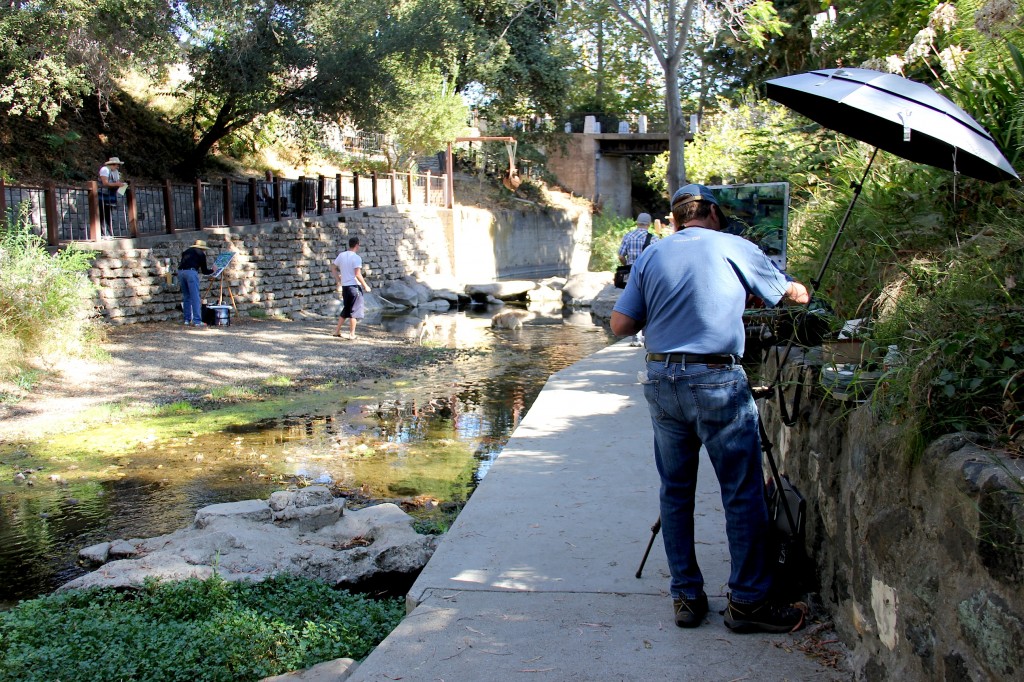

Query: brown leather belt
[[645, 353, 737, 365]]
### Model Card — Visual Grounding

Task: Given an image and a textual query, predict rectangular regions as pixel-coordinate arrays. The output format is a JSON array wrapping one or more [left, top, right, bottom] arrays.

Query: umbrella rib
[[810, 70, 994, 140]]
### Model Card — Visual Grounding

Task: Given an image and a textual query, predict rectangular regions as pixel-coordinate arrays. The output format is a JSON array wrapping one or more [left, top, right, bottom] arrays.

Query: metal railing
[[0, 170, 449, 247]]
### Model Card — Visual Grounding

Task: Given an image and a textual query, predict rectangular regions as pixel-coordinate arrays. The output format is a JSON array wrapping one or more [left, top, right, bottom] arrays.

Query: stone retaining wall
[[85, 202, 592, 324], [760, 358, 1024, 681]]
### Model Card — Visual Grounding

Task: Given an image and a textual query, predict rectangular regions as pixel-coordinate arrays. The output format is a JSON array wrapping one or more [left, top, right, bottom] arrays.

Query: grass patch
[[156, 400, 200, 416], [261, 375, 293, 388], [0, 574, 404, 682], [209, 386, 258, 401]]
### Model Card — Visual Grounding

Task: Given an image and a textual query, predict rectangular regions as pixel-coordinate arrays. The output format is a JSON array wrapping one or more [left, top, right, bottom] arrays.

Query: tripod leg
[[635, 517, 662, 579]]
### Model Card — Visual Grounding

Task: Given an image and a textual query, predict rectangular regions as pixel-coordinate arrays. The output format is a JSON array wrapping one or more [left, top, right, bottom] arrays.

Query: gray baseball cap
[[636, 212, 652, 226], [671, 184, 720, 208]]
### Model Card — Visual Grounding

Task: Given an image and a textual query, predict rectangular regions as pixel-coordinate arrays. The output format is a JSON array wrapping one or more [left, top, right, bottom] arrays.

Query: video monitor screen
[[709, 182, 789, 271]]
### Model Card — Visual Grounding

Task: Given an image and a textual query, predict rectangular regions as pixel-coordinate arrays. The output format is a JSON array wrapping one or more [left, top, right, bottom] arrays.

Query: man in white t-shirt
[[330, 236, 371, 339]]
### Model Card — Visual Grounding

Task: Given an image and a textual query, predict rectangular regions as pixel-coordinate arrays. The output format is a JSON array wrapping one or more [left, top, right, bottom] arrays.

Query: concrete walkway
[[349, 342, 847, 681]]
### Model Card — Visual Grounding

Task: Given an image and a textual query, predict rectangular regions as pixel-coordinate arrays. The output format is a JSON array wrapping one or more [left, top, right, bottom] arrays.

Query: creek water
[[0, 307, 615, 605]]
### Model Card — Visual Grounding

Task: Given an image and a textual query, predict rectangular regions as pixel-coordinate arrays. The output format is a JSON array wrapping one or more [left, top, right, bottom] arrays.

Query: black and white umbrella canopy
[[766, 68, 1018, 183]]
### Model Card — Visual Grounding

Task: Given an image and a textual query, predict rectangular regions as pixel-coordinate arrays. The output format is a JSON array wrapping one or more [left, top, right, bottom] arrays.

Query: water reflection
[[0, 307, 614, 603]]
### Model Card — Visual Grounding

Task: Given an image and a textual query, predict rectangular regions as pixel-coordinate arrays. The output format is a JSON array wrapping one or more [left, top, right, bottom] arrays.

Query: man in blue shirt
[[611, 184, 809, 633]]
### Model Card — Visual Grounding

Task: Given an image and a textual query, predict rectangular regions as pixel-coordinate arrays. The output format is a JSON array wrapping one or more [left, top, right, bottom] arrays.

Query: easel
[[205, 252, 237, 310]]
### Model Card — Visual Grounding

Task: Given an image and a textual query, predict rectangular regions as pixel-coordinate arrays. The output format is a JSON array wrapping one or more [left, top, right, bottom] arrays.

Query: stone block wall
[[760, 359, 1024, 681], [85, 202, 592, 324]]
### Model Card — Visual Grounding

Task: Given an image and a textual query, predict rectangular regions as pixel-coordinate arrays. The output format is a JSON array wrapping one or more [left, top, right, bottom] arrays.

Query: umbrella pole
[[810, 147, 879, 290], [766, 148, 879, 418]]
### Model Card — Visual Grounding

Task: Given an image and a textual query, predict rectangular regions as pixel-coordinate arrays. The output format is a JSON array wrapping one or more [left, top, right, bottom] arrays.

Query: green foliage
[[871, 215, 1024, 455], [410, 503, 463, 534], [380, 65, 469, 170], [945, 42, 1024, 171], [0, 1, 178, 123], [741, 0, 792, 49], [588, 213, 636, 273], [0, 206, 97, 378], [661, 96, 832, 191], [0, 574, 405, 682]]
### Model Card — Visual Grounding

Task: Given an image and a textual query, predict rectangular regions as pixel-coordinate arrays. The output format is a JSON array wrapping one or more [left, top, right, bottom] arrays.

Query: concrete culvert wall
[[83, 202, 593, 324], [761, 358, 1024, 681]]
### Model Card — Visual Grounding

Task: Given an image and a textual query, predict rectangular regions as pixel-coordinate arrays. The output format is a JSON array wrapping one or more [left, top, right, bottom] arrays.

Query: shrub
[[588, 213, 637, 273], [870, 214, 1024, 456], [0, 574, 405, 682], [0, 206, 97, 377]]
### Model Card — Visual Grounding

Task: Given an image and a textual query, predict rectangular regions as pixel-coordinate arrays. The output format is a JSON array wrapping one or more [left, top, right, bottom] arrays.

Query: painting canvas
[[211, 251, 234, 278], [709, 182, 789, 271]]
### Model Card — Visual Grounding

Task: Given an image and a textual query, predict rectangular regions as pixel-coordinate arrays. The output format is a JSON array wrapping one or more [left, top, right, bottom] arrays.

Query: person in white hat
[[98, 157, 126, 239]]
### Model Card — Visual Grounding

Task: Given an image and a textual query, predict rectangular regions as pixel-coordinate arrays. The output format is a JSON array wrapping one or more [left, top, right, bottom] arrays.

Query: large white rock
[[563, 272, 614, 307], [398, 276, 433, 305], [526, 285, 563, 303], [589, 284, 621, 322], [419, 299, 453, 311], [465, 281, 538, 301], [376, 280, 420, 308], [65, 487, 437, 592]]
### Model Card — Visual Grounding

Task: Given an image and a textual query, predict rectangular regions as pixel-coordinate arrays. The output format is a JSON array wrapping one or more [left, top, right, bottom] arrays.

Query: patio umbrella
[[759, 68, 1020, 427], [765, 67, 1019, 289]]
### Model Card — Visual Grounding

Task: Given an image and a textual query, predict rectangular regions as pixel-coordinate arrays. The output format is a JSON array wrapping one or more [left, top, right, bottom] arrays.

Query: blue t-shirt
[[612, 227, 791, 355]]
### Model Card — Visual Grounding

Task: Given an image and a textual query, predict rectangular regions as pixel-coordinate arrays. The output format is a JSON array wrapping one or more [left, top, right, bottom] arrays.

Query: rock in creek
[[65, 486, 437, 592]]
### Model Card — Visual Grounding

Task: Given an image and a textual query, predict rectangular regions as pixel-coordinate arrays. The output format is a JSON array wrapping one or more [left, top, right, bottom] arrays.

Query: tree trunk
[[664, 53, 687, 195], [596, 19, 605, 108]]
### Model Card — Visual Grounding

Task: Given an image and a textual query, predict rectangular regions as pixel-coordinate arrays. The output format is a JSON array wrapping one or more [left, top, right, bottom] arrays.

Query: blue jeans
[[641, 359, 771, 604], [179, 269, 202, 324]]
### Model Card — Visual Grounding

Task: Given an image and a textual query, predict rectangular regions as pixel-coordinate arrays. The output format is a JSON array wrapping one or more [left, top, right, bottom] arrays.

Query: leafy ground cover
[[0, 574, 404, 682]]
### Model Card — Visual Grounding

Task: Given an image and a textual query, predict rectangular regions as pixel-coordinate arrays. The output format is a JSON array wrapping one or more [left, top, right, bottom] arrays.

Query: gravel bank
[[0, 312, 448, 440]]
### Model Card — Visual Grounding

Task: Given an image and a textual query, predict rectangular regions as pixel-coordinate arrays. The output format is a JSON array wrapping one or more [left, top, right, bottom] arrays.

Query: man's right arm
[[354, 267, 370, 292], [784, 280, 810, 305], [329, 262, 341, 287], [610, 311, 642, 337]]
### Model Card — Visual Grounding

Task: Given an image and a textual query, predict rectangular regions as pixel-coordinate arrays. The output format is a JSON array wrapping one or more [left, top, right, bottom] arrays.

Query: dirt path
[[0, 313, 443, 440]]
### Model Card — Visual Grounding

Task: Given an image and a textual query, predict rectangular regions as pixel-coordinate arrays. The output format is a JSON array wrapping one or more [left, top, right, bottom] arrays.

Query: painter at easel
[[178, 239, 213, 328]]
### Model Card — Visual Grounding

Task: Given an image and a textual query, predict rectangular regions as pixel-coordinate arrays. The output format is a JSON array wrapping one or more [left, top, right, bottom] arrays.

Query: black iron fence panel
[[133, 185, 166, 236], [2, 169, 447, 246], [4, 185, 46, 238]]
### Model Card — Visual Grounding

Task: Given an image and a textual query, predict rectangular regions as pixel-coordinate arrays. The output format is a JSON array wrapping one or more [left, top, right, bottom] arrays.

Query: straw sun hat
[[191, 240, 210, 250]]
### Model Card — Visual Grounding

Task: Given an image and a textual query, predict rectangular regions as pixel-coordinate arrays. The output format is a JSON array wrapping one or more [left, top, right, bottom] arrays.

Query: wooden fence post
[[248, 178, 258, 225], [390, 172, 397, 206], [424, 170, 431, 206], [222, 178, 233, 227], [317, 174, 325, 216], [296, 176, 305, 219], [335, 174, 342, 212], [371, 172, 378, 207], [43, 181, 59, 246], [406, 173, 413, 205], [126, 185, 139, 238], [353, 173, 360, 209], [88, 181, 101, 240], [0, 179, 6, 220]]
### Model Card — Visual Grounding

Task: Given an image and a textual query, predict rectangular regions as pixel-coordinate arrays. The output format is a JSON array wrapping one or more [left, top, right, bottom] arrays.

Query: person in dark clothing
[[178, 239, 213, 327]]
